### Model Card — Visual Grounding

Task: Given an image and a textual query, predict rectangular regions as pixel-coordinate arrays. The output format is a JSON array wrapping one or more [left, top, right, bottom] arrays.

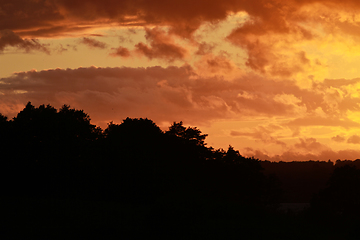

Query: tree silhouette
[[312, 165, 360, 218], [0, 102, 284, 208], [0, 112, 11, 189], [1, 102, 102, 198], [0, 113, 7, 123], [166, 121, 208, 147], [103, 117, 164, 164], [100, 118, 168, 202], [0, 102, 291, 239], [223, 145, 243, 163]]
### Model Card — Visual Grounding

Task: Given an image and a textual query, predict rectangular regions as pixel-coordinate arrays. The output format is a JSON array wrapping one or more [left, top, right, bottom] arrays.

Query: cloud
[[332, 135, 346, 142], [0, 1, 63, 36], [205, 55, 233, 72], [2, 0, 360, 43], [16, 26, 95, 38], [2, 65, 360, 141], [79, 37, 107, 49], [0, 66, 224, 127], [0, 0, 318, 38], [243, 137, 360, 162], [194, 54, 235, 76], [230, 126, 287, 147], [195, 42, 215, 55], [54, 44, 71, 53], [110, 46, 130, 57], [347, 135, 360, 144], [0, 65, 321, 127], [0, 30, 50, 53], [4, 0, 360, 79], [135, 28, 187, 62], [288, 116, 360, 128], [1, 0, 235, 38], [294, 137, 328, 151], [2, 66, 356, 132], [313, 79, 360, 114], [226, 22, 315, 77], [244, 147, 360, 162]]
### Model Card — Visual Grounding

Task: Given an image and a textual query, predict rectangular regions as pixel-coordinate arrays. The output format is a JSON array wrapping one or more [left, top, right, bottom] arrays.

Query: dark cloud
[[206, 55, 233, 72], [1, 0, 232, 38], [55, 44, 68, 53], [16, 26, 94, 38], [294, 137, 326, 151], [347, 135, 360, 144], [0, 1, 311, 37], [110, 46, 130, 57], [194, 54, 235, 75], [0, 30, 50, 53], [2, 0, 360, 40], [332, 135, 346, 142], [0, 0, 63, 34], [80, 37, 107, 49], [135, 28, 187, 62], [87, 34, 104, 37], [195, 42, 215, 55]]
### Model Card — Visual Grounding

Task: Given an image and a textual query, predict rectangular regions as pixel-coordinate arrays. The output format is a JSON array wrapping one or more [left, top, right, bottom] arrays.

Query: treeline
[[2, 102, 360, 239], [0, 102, 279, 207], [261, 159, 360, 204]]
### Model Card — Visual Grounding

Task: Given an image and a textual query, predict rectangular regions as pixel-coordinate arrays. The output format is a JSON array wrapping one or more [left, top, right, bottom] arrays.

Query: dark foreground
[[2, 103, 360, 239], [4, 195, 360, 239]]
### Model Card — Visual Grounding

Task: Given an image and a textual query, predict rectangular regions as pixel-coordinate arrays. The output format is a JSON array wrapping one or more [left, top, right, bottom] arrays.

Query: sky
[[4, 0, 360, 161]]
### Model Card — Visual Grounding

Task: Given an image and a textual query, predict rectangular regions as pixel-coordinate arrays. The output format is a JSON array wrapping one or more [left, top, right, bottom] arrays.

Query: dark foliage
[[0, 103, 279, 204], [261, 160, 334, 203], [4, 102, 360, 239], [312, 165, 360, 217]]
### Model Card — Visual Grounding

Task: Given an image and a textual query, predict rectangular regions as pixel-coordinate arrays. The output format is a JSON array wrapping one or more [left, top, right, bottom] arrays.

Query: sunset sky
[[4, 0, 360, 161]]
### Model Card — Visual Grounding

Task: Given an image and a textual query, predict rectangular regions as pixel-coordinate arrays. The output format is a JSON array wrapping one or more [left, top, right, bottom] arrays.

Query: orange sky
[[3, 0, 360, 161]]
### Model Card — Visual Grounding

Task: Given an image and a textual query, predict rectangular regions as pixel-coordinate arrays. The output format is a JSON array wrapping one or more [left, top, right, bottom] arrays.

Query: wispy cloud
[[79, 37, 107, 49]]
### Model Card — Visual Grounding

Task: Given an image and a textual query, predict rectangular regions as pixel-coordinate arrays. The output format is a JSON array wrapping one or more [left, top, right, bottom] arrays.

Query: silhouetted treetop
[[0, 113, 7, 123], [166, 121, 208, 146], [59, 104, 91, 123], [58, 104, 101, 141], [15, 102, 56, 122], [102, 118, 165, 165], [0, 112, 10, 151], [12, 102, 100, 141], [223, 145, 242, 163], [104, 117, 163, 139]]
